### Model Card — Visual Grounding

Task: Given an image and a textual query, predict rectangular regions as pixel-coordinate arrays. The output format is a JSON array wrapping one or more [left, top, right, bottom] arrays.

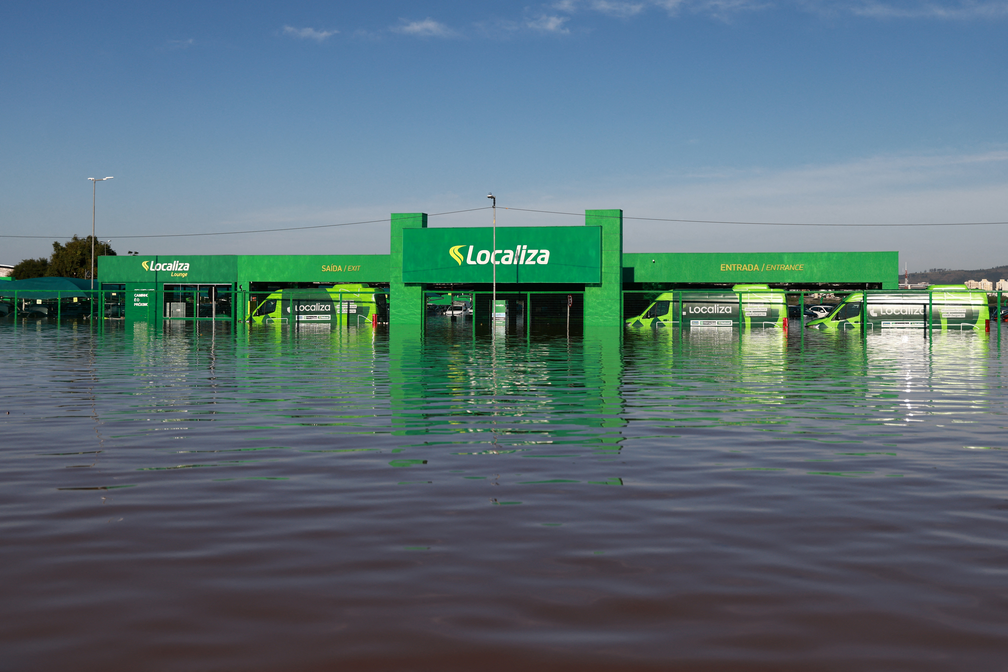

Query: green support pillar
[[390, 213, 428, 336], [583, 209, 623, 328]]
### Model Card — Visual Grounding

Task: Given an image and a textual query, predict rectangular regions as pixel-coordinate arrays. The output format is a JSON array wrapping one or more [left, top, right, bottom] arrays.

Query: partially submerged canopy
[[0, 277, 93, 299]]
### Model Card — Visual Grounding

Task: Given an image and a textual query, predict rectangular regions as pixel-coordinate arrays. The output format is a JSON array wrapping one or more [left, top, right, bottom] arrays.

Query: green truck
[[626, 284, 788, 331], [250, 284, 386, 326], [805, 285, 989, 331]]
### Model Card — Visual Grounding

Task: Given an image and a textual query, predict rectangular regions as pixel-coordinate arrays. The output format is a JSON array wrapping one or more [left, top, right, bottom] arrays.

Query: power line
[[0, 206, 493, 240], [3, 204, 1006, 241], [502, 206, 1008, 227]]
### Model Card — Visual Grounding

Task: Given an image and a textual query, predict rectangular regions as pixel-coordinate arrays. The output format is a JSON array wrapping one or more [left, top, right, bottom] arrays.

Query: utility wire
[[501, 206, 1008, 227], [0, 206, 493, 240], [3, 204, 1006, 240]]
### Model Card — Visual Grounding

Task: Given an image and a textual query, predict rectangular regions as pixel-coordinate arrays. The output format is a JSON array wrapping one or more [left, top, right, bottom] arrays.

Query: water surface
[[2, 322, 1007, 670]]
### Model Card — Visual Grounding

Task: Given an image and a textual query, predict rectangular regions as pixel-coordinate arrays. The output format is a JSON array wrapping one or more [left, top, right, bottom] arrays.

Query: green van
[[250, 284, 386, 326], [626, 284, 788, 331], [805, 285, 989, 331]]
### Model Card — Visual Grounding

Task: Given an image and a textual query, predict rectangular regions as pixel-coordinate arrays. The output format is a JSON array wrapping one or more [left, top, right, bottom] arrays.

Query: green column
[[390, 213, 427, 334], [583, 209, 623, 328]]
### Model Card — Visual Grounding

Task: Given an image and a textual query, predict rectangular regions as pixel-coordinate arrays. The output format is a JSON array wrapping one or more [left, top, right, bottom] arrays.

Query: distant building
[[997, 279, 1008, 292], [0, 264, 13, 278], [965, 279, 993, 291]]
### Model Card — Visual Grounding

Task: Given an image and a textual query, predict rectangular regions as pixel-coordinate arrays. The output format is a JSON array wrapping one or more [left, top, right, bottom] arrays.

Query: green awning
[[0, 277, 93, 299]]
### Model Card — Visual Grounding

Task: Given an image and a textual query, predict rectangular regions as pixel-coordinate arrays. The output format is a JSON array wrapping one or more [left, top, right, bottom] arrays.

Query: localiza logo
[[687, 305, 732, 314], [142, 260, 191, 272], [449, 244, 550, 266]]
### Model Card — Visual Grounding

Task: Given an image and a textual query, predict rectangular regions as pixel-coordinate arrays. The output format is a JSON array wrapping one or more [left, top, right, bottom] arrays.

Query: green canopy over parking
[[0, 277, 92, 299]]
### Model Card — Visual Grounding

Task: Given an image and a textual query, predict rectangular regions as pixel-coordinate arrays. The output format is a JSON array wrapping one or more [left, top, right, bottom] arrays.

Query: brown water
[[2, 322, 1007, 670]]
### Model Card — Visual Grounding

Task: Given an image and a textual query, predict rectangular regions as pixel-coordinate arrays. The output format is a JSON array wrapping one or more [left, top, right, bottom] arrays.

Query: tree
[[46, 235, 117, 279], [12, 257, 50, 280]]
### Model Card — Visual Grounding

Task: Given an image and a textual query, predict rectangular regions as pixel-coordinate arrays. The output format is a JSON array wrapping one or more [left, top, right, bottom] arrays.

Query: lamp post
[[88, 176, 113, 290], [487, 193, 496, 333]]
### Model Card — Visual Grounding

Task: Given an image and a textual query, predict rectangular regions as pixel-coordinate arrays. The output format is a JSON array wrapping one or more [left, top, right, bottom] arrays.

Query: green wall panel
[[402, 226, 600, 284], [100, 255, 237, 284], [100, 254, 391, 286], [623, 251, 899, 289], [236, 255, 389, 285]]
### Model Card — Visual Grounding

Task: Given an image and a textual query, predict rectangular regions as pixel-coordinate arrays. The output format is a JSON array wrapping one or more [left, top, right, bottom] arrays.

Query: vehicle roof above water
[[264, 283, 376, 296], [648, 285, 784, 300], [837, 286, 986, 304]]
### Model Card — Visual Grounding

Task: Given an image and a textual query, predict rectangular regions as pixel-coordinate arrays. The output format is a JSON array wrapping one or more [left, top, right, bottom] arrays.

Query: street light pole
[[88, 176, 113, 290], [487, 193, 496, 333]]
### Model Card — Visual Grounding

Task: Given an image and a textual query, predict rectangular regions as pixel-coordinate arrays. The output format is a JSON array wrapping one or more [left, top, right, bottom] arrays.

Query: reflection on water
[[2, 321, 1007, 670]]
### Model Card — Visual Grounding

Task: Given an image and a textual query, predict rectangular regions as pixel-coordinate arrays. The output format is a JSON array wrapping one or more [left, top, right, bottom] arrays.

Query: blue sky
[[2, 0, 1006, 271]]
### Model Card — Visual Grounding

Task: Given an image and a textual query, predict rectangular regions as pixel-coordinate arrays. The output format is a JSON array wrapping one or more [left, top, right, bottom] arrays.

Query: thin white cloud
[[850, 0, 1008, 18], [552, 0, 1008, 22], [589, 1, 648, 17], [166, 38, 195, 50], [552, 0, 580, 11], [391, 18, 456, 37], [282, 25, 338, 42], [527, 13, 573, 32], [545, 0, 766, 21]]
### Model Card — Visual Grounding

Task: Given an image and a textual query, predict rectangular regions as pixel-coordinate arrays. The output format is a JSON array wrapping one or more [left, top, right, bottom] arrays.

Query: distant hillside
[[906, 265, 1008, 286]]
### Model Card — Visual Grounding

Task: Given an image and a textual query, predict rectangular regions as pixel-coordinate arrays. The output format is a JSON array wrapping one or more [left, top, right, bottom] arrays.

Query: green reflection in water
[[588, 478, 624, 485], [389, 459, 427, 467]]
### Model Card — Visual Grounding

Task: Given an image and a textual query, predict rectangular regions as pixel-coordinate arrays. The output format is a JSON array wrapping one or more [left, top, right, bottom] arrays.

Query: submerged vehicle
[[626, 284, 787, 331], [804, 305, 832, 320], [805, 285, 989, 331], [250, 284, 386, 326]]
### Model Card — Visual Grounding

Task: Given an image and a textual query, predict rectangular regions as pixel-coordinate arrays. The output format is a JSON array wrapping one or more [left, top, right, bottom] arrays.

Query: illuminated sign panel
[[402, 227, 601, 284]]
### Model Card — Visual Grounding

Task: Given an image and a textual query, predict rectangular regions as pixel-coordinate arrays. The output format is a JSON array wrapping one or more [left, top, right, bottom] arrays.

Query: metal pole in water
[[487, 193, 496, 338]]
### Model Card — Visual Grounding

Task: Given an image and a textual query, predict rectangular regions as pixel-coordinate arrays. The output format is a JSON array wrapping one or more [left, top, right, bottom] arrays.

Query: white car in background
[[804, 305, 833, 319]]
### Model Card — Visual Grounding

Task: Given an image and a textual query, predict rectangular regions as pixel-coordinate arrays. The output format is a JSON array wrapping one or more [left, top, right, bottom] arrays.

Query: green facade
[[100, 254, 389, 286], [624, 251, 898, 289], [95, 211, 900, 330]]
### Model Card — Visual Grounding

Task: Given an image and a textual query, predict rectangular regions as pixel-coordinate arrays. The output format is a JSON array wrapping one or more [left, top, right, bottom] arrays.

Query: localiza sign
[[142, 259, 191, 278], [402, 226, 601, 284]]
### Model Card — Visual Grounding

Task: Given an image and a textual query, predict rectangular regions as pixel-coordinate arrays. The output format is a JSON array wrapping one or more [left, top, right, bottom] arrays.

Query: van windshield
[[254, 299, 277, 317], [833, 302, 862, 321], [647, 300, 670, 319]]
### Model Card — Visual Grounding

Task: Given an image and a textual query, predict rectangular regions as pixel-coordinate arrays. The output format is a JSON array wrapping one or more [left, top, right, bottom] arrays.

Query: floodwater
[[2, 320, 1007, 671]]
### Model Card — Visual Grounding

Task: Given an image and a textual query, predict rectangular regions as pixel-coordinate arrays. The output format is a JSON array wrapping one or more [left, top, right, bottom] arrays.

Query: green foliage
[[48, 235, 116, 279], [12, 257, 50, 280], [12, 235, 117, 280]]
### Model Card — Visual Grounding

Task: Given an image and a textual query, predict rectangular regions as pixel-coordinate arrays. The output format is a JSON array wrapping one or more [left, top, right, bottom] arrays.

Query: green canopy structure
[[0, 277, 93, 299]]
